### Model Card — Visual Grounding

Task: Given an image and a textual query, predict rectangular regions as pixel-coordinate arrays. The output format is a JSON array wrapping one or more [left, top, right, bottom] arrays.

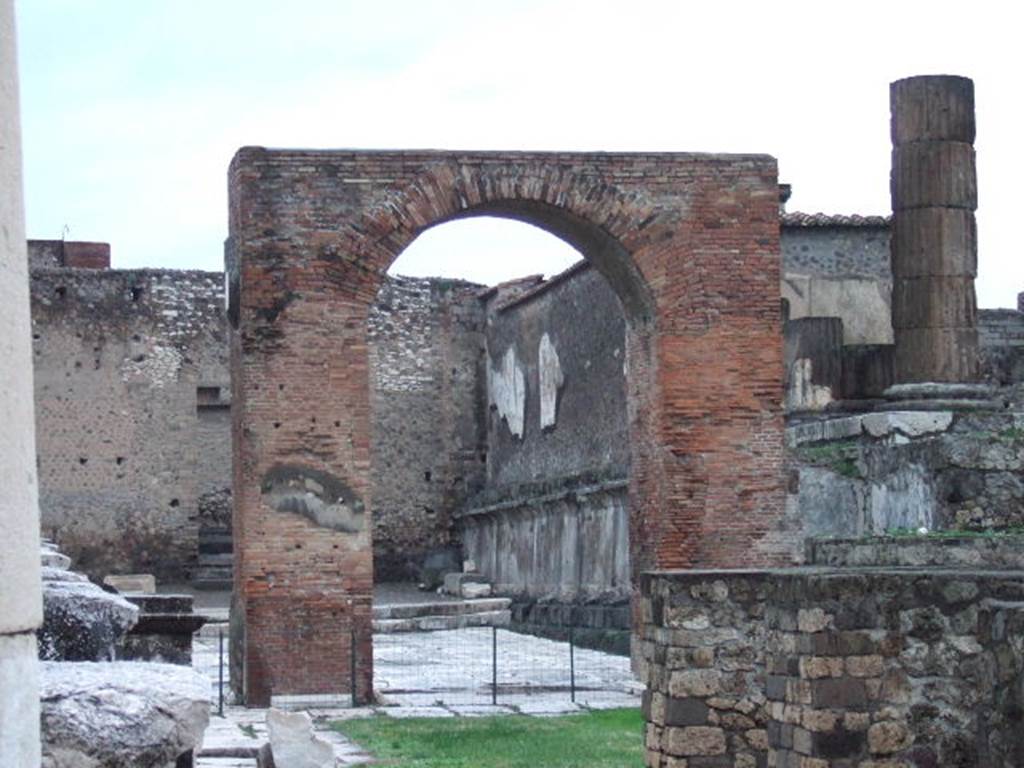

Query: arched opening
[[228, 148, 785, 708], [368, 216, 639, 697]]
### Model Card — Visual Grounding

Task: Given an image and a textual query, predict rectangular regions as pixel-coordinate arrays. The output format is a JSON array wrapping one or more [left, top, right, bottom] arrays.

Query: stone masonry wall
[[781, 218, 893, 345], [459, 262, 631, 644], [30, 267, 230, 582], [787, 409, 1024, 547], [368, 275, 487, 581], [640, 568, 1024, 767]]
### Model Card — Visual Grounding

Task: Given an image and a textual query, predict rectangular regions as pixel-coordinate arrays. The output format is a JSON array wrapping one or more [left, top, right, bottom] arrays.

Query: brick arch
[[343, 160, 657, 323], [228, 148, 787, 707]]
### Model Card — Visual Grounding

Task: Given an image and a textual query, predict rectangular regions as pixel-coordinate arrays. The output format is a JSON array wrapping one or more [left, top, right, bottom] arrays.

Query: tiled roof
[[781, 212, 890, 228]]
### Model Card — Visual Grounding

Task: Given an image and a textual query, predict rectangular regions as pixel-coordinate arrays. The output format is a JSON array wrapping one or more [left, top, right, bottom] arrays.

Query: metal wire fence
[[373, 625, 640, 709], [198, 624, 641, 711]]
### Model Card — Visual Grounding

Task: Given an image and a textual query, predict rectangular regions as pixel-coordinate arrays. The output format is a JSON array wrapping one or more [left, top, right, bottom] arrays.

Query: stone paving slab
[[193, 625, 641, 765]]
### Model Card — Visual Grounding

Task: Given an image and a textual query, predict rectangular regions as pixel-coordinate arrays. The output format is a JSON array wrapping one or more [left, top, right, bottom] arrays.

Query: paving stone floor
[[193, 626, 641, 766]]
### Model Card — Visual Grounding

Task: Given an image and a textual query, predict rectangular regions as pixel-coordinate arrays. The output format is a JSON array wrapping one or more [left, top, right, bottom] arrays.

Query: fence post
[[351, 629, 358, 707], [569, 625, 576, 704], [218, 627, 224, 716], [491, 626, 498, 706]]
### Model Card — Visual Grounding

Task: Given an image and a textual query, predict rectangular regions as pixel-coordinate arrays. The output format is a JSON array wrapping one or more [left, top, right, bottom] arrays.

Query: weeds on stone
[[796, 440, 863, 479]]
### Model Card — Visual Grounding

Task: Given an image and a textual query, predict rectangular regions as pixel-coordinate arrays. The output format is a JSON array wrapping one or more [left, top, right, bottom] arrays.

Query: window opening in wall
[[55, 285, 67, 300], [130, 286, 144, 302], [196, 385, 230, 419]]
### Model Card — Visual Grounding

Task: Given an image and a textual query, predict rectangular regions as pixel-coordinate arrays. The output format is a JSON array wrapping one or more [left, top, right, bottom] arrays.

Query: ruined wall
[[979, 307, 1024, 385], [368, 276, 487, 581], [640, 566, 1024, 767], [30, 268, 230, 582], [781, 215, 893, 345], [787, 409, 1024, 546], [459, 262, 631, 644]]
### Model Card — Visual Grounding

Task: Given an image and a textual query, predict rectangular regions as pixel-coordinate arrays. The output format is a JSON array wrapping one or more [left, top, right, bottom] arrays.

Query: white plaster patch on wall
[[488, 344, 526, 439], [120, 344, 183, 388], [538, 333, 564, 430], [787, 358, 832, 411]]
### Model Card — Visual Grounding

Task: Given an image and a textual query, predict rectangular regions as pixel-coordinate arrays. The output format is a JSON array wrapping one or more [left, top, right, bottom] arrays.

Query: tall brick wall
[[228, 148, 786, 704], [30, 267, 230, 582], [368, 276, 487, 581]]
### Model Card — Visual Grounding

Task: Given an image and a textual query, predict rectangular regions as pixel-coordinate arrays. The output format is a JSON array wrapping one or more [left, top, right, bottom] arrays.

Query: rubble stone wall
[[640, 568, 1024, 767], [781, 222, 893, 345], [30, 268, 230, 582], [368, 276, 487, 581], [787, 409, 1024, 547]]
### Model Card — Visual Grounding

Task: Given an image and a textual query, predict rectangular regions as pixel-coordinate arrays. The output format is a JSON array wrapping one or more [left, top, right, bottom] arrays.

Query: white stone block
[[266, 708, 335, 768], [0, 634, 41, 767]]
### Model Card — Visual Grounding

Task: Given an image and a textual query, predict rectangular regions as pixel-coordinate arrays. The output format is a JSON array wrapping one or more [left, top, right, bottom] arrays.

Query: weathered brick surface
[[228, 148, 787, 702]]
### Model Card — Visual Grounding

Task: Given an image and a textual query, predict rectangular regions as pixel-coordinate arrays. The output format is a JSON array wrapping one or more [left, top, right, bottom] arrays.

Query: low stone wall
[[979, 308, 1024, 385], [640, 567, 1024, 767], [809, 534, 1024, 569]]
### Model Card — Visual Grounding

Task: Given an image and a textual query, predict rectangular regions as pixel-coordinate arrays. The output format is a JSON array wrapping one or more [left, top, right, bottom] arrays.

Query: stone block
[[891, 276, 977, 330], [664, 696, 709, 726], [104, 573, 157, 594], [867, 721, 913, 755], [0, 634, 41, 767], [893, 326, 979, 383], [891, 75, 975, 145], [860, 411, 953, 438], [669, 669, 722, 698], [266, 708, 334, 768], [664, 726, 727, 757], [891, 208, 976, 278], [40, 661, 209, 767], [891, 143, 976, 210]]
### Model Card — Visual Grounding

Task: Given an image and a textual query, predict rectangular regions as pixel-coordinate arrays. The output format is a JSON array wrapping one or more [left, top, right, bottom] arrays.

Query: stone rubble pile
[[36, 541, 211, 768]]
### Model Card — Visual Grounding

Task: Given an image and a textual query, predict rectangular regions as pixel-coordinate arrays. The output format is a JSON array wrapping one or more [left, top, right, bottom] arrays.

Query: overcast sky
[[14, 1, 1021, 307]]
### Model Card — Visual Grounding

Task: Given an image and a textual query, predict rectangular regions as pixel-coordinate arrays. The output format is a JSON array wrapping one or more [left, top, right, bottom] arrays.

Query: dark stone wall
[[781, 222, 891, 278], [368, 276, 487, 581], [482, 261, 628, 490], [640, 567, 1024, 767]]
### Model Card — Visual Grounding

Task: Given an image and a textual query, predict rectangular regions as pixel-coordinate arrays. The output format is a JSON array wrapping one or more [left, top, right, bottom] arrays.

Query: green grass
[[332, 708, 644, 768], [885, 526, 1024, 539]]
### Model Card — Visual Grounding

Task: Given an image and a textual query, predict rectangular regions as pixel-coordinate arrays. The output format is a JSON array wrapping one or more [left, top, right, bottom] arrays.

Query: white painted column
[[0, 1, 43, 765]]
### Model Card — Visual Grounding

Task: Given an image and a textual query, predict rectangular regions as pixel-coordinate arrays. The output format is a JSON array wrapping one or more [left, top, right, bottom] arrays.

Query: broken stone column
[[890, 74, 979, 383], [0, 0, 44, 764]]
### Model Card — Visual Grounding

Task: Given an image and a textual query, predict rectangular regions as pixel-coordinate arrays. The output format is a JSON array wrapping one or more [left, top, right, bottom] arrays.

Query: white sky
[[14, 0, 1022, 307]]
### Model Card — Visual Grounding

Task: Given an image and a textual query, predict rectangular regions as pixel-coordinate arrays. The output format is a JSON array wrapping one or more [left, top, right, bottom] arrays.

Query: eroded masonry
[[23, 73, 1024, 764]]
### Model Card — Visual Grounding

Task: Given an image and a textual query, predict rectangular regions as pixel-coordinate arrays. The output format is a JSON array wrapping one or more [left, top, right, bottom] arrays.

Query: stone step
[[193, 577, 234, 592], [373, 608, 511, 633], [372, 597, 510, 621], [197, 552, 235, 567], [198, 535, 234, 555]]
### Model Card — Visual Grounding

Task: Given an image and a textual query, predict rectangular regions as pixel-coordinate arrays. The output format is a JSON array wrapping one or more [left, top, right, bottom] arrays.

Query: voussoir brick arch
[[341, 160, 657, 324], [228, 148, 787, 707]]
